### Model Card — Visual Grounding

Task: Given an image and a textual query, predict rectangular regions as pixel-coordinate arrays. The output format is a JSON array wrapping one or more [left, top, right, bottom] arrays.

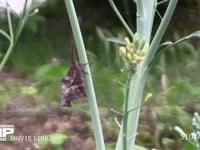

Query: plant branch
[[64, 0, 105, 150], [108, 0, 134, 37], [0, 6, 14, 73], [115, 1, 178, 150]]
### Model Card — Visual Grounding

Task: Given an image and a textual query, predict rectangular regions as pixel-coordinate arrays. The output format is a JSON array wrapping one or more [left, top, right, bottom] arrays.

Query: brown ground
[[0, 70, 96, 150], [0, 102, 96, 150], [0, 70, 188, 150]]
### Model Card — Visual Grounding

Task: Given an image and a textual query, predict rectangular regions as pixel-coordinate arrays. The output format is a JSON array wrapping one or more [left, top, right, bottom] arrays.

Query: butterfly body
[[61, 54, 87, 107]]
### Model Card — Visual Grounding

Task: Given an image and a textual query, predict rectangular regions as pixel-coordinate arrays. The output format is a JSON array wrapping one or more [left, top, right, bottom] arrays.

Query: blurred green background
[[0, 0, 200, 149]]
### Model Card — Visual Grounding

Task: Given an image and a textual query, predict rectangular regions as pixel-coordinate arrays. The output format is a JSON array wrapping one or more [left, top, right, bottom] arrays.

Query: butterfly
[[61, 49, 87, 107]]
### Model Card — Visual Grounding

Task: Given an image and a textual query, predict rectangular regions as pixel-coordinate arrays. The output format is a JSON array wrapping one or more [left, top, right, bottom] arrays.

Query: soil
[[0, 101, 96, 150], [0, 69, 187, 150], [0, 70, 96, 150]]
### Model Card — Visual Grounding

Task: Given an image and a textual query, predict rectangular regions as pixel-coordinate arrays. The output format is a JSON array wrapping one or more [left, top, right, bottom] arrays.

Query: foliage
[[87, 27, 124, 71], [0, 0, 45, 74], [33, 63, 66, 105], [34, 63, 66, 85], [37, 132, 68, 150], [92, 64, 123, 108], [175, 112, 200, 150], [0, 0, 200, 149]]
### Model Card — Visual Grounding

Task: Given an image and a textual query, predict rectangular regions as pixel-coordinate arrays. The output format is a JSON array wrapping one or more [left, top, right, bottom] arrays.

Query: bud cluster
[[119, 34, 148, 65]]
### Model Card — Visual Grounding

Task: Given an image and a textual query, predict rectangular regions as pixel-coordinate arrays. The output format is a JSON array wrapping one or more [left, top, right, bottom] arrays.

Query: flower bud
[[127, 52, 132, 60], [124, 37, 131, 46], [126, 46, 133, 53], [119, 46, 126, 57]]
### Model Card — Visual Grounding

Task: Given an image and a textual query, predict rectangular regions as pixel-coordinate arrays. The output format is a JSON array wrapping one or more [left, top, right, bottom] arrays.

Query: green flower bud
[[119, 46, 126, 57], [124, 37, 131, 46], [127, 52, 132, 60]]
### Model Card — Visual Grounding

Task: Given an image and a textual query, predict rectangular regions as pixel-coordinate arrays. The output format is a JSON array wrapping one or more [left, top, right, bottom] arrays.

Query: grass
[[0, 1, 200, 149], [1, 46, 199, 149], [1, 17, 200, 148], [6, 30, 70, 75]]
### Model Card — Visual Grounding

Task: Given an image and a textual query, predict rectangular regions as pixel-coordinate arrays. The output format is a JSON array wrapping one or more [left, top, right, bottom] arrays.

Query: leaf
[[157, 31, 200, 57], [149, 31, 200, 69], [49, 133, 68, 145], [0, 29, 10, 41], [107, 37, 125, 45], [21, 86, 37, 95], [34, 64, 66, 84], [37, 133, 68, 146], [133, 145, 148, 150], [25, 14, 46, 34]]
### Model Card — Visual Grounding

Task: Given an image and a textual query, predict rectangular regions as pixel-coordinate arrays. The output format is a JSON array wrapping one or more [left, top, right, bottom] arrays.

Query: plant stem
[[115, 0, 178, 149], [15, 0, 31, 44], [144, 0, 179, 65], [64, 0, 105, 150], [108, 0, 134, 37], [136, 0, 156, 43], [0, 0, 30, 74], [123, 0, 133, 30], [0, 6, 14, 73], [122, 75, 131, 150]]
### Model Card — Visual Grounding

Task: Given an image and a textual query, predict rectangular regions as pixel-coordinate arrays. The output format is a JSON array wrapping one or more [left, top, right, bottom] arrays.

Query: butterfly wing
[[61, 60, 87, 107]]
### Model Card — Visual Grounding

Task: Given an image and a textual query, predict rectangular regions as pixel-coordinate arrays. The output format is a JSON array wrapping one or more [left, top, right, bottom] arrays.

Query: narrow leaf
[[171, 31, 200, 46], [158, 31, 200, 55], [132, 145, 148, 150], [149, 31, 200, 69], [0, 29, 10, 41], [107, 37, 125, 45]]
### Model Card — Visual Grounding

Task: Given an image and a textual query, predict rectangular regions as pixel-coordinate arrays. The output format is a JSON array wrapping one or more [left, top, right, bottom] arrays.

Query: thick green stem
[[64, 0, 105, 150], [136, 0, 156, 43], [115, 0, 178, 150]]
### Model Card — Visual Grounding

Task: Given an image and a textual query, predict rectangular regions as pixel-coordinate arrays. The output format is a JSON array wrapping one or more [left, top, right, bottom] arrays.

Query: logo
[[0, 125, 65, 142], [0, 125, 14, 141]]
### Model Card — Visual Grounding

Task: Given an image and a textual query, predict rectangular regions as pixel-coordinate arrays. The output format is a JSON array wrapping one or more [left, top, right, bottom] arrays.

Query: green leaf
[[0, 29, 10, 41], [49, 133, 68, 145], [162, 137, 175, 146], [34, 64, 66, 85], [149, 31, 200, 69], [37, 133, 68, 146], [37, 137, 49, 145], [158, 31, 200, 55], [132, 145, 148, 150], [107, 37, 125, 45]]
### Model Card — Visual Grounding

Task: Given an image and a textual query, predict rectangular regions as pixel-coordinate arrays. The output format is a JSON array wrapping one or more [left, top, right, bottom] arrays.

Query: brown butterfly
[[61, 49, 87, 107]]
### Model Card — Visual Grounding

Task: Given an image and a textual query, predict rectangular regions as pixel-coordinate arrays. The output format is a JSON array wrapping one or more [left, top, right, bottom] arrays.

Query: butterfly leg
[[79, 62, 89, 75]]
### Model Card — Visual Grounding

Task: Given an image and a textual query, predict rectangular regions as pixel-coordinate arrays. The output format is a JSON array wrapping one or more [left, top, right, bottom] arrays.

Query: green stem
[[136, 0, 156, 43], [0, 0, 30, 74], [123, 0, 133, 30], [64, 0, 105, 150], [144, 0, 179, 66], [129, 0, 179, 146], [0, 6, 14, 73], [15, 0, 31, 43], [108, 0, 134, 37], [115, 0, 178, 150], [122, 75, 131, 150]]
